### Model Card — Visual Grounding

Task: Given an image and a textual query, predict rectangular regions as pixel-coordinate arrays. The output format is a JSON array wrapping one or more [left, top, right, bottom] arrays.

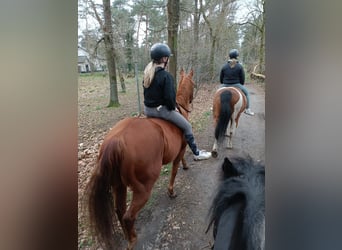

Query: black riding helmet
[[229, 49, 239, 59], [150, 43, 171, 61]]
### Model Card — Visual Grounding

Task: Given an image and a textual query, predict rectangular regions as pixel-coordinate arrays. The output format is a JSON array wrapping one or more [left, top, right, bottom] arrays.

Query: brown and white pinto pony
[[85, 69, 194, 250], [211, 87, 247, 157]]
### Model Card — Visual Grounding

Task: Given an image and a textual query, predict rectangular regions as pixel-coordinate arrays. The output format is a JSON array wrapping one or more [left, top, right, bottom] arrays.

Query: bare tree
[[259, 0, 265, 74], [239, 0, 265, 76], [102, 0, 119, 106], [200, 0, 237, 80], [167, 0, 180, 82], [192, 0, 200, 68], [89, 0, 120, 107]]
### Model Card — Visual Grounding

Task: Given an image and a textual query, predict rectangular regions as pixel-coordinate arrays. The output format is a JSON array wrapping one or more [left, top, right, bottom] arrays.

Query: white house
[[78, 47, 106, 73], [78, 55, 91, 73]]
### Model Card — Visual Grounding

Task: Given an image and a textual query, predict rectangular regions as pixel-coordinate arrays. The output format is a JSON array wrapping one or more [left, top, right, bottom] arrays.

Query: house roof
[[78, 55, 88, 64]]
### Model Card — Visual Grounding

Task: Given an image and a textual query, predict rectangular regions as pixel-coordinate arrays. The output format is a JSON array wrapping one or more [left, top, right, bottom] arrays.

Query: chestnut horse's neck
[[176, 72, 194, 117]]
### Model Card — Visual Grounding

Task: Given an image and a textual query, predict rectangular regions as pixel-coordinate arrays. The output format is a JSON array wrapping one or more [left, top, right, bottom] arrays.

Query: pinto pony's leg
[[225, 93, 242, 149], [212, 139, 218, 158], [226, 133, 233, 149], [226, 117, 234, 149], [213, 90, 232, 155]]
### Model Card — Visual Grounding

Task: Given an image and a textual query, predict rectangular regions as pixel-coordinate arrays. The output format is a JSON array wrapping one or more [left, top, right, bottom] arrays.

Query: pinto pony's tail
[[215, 91, 232, 143], [84, 139, 123, 249]]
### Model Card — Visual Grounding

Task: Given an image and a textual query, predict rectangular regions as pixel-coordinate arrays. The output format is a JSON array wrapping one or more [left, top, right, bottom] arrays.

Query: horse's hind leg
[[181, 157, 188, 170], [168, 161, 181, 198], [212, 139, 218, 158], [226, 120, 234, 149], [123, 188, 152, 250], [114, 183, 127, 237], [226, 133, 233, 149]]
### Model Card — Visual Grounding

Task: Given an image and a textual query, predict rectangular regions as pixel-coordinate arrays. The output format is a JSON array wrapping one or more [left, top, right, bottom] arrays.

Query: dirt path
[[78, 77, 265, 250]]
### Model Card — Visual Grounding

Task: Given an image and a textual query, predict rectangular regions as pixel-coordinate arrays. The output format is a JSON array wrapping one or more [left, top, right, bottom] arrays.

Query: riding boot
[[185, 134, 211, 160], [185, 134, 199, 155]]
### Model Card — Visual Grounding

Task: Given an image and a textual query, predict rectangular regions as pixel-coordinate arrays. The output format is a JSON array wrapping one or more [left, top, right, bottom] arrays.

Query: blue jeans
[[220, 83, 251, 109]]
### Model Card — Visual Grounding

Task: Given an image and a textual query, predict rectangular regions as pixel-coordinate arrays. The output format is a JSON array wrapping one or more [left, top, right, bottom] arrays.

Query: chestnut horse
[[85, 69, 194, 250], [211, 87, 247, 157], [207, 156, 265, 250]]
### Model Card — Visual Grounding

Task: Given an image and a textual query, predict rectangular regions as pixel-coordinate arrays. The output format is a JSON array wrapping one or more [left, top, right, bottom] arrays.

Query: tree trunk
[[192, 0, 200, 78], [200, 0, 216, 80], [167, 0, 180, 84], [103, 0, 119, 107], [126, 31, 134, 74], [118, 69, 126, 93], [258, 0, 265, 74], [209, 36, 216, 80]]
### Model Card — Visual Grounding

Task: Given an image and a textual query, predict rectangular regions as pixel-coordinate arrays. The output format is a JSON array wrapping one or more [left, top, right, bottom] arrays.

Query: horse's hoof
[[211, 151, 218, 158], [126, 243, 134, 250], [168, 190, 177, 199], [183, 165, 189, 170]]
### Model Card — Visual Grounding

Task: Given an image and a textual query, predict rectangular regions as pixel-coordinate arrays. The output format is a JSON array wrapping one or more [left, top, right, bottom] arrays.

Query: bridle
[[177, 102, 192, 114]]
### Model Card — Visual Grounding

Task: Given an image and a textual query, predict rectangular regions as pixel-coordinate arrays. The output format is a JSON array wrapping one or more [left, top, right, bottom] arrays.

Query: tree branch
[[93, 36, 105, 58], [89, 0, 104, 29], [237, 20, 263, 33]]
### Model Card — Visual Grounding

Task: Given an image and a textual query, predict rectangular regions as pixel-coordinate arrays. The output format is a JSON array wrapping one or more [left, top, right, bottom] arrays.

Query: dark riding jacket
[[143, 67, 176, 110], [220, 60, 245, 85]]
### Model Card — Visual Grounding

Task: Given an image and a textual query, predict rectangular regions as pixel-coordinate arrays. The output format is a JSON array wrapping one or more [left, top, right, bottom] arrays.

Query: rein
[[177, 102, 191, 113]]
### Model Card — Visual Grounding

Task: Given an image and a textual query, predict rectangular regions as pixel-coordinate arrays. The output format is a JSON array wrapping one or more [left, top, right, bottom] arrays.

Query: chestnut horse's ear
[[189, 68, 194, 78], [180, 68, 184, 76]]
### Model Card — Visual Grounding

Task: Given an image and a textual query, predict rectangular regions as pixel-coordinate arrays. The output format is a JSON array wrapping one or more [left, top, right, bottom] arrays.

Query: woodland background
[[78, 0, 265, 106]]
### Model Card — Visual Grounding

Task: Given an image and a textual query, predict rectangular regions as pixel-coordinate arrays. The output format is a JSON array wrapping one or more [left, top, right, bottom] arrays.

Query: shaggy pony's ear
[[222, 157, 240, 178]]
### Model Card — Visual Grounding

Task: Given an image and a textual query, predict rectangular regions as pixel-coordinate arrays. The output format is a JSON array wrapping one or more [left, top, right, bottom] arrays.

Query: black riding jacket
[[220, 60, 245, 85], [143, 67, 176, 110]]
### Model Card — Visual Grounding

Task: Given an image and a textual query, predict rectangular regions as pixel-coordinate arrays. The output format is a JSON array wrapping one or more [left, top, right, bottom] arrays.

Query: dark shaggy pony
[[207, 156, 265, 250]]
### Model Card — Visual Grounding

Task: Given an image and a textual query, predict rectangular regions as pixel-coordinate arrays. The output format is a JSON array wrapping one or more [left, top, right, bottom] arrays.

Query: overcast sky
[[78, 0, 258, 44]]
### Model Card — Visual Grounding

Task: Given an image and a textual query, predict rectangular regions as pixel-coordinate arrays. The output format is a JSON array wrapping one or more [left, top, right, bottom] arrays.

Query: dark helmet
[[150, 43, 171, 60], [229, 49, 239, 59]]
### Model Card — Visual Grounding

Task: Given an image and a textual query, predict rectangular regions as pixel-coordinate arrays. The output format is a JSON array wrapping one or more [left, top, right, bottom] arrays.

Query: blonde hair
[[229, 58, 237, 68], [143, 61, 157, 88]]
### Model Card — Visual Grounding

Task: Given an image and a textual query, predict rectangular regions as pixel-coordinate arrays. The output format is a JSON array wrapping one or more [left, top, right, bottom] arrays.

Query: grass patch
[[145, 190, 157, 209], [161, 163, 172, 176], [192, 110, 212, 132], [144, 163, 171, 209], [130, 112, 139, 117], [78, 237, 94, 249], [79, 72, 107, 78]]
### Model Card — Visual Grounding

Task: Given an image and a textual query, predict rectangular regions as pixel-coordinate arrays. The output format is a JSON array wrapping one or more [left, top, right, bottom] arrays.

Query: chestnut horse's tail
[[85, 139, 123, 249], [215, 91, 232, 143]]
